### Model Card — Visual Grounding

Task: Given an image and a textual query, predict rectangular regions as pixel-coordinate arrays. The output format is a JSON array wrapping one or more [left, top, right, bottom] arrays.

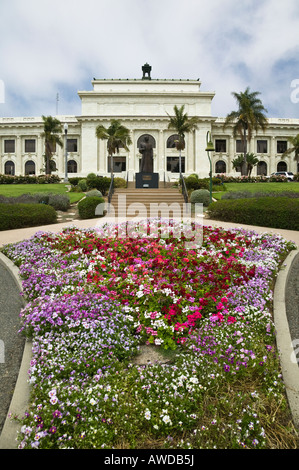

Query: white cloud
[[1, 0, 299, 118]]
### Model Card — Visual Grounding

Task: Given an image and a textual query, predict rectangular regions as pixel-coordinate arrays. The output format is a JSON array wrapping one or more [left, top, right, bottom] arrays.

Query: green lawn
[[0, 184, 84, 204], [213, 182, 299, 200]]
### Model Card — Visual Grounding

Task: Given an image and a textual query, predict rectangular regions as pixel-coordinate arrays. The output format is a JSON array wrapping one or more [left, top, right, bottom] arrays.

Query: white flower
[[144, 410, 151, 420], [189, 377, 199, 384], [162, 415, 172, 425], [90, 398, 97, 406]]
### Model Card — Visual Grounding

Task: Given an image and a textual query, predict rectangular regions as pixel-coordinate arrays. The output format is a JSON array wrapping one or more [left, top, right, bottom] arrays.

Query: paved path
[[0, 215, 298, 447]]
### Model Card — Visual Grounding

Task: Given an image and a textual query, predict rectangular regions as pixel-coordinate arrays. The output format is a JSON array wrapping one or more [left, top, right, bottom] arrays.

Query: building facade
[[1, 67, 299, 181]]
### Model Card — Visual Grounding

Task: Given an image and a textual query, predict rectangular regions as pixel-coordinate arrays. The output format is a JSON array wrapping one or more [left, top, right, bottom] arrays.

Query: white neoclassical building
[[1, 64, 299, 181]]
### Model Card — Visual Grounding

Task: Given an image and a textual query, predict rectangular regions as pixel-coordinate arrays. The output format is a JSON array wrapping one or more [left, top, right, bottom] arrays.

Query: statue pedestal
[[136, 172, 159, 188]]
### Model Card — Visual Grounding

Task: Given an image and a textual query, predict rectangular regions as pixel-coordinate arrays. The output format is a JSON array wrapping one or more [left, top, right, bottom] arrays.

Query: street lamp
[[205, 131, 215, 204], [64, 123, 68, 183]]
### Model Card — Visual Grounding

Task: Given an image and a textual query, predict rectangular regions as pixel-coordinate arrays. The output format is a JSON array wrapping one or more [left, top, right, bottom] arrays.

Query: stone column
[[228, 136, 235, 174], [158, 129, 164, 178], [37, 135, 43, 175], [269, 136, 276, 174], [15, 136, 22, 175], [187, 131, 195, 174]]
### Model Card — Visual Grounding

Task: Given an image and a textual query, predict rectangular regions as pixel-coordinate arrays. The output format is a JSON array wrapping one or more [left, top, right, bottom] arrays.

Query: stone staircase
[[107, 187, 188, 219]]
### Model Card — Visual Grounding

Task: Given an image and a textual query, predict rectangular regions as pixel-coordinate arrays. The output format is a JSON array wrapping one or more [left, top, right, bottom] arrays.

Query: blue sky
[[1, 0, 299, 119]]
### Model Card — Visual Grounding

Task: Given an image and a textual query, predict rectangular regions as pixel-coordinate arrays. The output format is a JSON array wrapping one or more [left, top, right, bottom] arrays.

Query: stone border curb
[[0, 253, 32, 450], [273, 249, 299, 430]]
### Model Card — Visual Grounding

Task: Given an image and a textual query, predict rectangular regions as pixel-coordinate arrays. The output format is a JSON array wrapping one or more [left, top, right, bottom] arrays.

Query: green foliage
[[0, 174, 61, 184], [0, 203, 57, 231], [78, 196, 105, 219], [85, 189, 103, 198], [86, 175, 111, 195], [68, 177, 82, 186], [207, 197, 299, 230], [78, 179, 88, 192], [0, 192, 70, 212], [184, 175, 225, 192], [113, 177, 127, 188], [222, 190, 299, 200], [190, 189, 210, 206]]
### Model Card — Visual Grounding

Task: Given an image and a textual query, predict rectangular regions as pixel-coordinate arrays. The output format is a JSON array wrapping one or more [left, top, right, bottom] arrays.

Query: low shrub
[[46, 194, 71, 212], [0, 174, 60, 184], [207, 197, 299, 230], [0, 203, 57, 231], [78, 179, 88, 192], [77, 196, 105, 219], [0, 193, 70, 212], [216, 175, 270, 183], [222, 190, 299, 200], [86, 175, 111, 195], [68, 177, 82, 186], [85, 189, 103, 198], [69, 185, 83, 193], [114, 177, 126, 188], [190, 189, 211, 206]]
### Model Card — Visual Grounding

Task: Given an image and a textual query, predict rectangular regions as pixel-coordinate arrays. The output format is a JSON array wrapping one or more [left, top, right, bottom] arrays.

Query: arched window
[[257, 161, 267, 176], [67, 160, 78, 173], [137, 134, 156, 149], [215, 160, 226, 174], [277, 161, 287, 172], [4, 160, 15, 175], [166, 134, 179, 148], [25, 160, 35, 175]]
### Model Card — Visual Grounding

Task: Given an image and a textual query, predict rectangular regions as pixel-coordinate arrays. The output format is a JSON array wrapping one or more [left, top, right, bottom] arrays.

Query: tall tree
[[224, 87, 268, 175], [282, 134, 299, 163], [42, 116, 63, 175], [167, 105, 200, 174], [246, 153, 259, 176], [95, 119, 132, 178]]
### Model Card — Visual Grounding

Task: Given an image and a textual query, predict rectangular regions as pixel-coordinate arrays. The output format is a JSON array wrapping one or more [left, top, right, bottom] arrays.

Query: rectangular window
[[25, 139, 36, 153], [107, 156, 126, 173], [67, 139, 78, 152], [4, 139, 15, 153], [167, 157, 185, 173], [257, 140, 267, 153], [215, 139, 226, 153], [277, 140, 287, 153]]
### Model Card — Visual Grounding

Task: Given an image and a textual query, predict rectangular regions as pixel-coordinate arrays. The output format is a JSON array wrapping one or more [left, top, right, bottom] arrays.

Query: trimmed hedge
[[86, 175, 111, 195], [207, 197, 299, 231], [190, 189, 210, 206], [0, 174, 60, 184], [0, 203, 57, 231], [78, 196, 106, 219], [184, 175, 224, 192], [0, 193, 70, 211]]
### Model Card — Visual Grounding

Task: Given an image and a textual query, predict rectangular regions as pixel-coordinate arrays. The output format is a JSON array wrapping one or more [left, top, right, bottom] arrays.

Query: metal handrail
[[180, 172, 188, 204], [108, 174, 114, 204]]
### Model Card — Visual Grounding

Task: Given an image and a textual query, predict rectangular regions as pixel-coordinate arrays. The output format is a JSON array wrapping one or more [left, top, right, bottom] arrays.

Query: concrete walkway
[[0, 215, 299, 448]]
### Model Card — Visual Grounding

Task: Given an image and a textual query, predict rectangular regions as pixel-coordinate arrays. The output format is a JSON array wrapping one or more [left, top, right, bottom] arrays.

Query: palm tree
[[42, 116, 63, 175], [167, 105, 200, 175], [232, 154, 244, 173], [95, 119, 132, 178], [282, 134, 299, 163], [246, 153, 259, 176], [224, 87, 268, 176]]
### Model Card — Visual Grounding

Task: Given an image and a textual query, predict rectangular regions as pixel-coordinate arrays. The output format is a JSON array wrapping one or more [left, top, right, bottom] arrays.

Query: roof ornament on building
[[142, 63, 152, 80]]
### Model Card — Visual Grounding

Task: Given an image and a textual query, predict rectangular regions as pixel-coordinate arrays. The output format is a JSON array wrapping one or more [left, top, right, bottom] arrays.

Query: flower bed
[[2, 218, 298, 449]]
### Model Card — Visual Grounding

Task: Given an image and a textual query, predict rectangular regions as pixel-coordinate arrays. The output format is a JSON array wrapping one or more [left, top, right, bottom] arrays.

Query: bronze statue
[[139, 136, 153, 173]]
